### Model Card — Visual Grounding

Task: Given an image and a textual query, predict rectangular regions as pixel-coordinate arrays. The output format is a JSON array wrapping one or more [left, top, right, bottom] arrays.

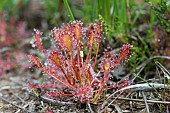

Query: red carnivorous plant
[[28, 20, 132, 103], [0, 12, 31, 76]]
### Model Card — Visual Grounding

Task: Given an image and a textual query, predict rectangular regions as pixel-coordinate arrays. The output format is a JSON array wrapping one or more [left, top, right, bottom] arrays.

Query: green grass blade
[[63, 0, 75, 21]]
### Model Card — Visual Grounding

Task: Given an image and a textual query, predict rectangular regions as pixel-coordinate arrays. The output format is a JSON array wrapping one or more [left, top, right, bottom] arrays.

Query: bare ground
[[1, 68, 170, 113]]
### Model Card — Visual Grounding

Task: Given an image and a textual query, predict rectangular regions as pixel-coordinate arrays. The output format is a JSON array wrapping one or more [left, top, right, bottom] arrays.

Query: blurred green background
[[0, 0, 170, 77]]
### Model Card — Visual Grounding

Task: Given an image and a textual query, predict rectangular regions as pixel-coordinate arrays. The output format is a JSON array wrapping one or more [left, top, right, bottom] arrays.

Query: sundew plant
[[28, 20, 132, 103]]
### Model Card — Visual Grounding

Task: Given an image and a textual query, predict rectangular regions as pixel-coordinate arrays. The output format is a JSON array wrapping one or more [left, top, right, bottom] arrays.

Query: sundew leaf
[[28, 55, 43, 68]]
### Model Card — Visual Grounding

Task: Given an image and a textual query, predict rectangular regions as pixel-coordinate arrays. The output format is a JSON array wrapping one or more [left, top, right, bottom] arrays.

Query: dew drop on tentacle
[[44, 62, 48, 68]]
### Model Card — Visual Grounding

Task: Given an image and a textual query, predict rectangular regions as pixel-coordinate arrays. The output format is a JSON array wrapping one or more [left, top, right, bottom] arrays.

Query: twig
[[142, 91, 150, 113], [100, 83, 170, 112], [15, 104, 29, 113], [106, 83, 170, 102], [0, 85, 22, 91], [129, 96, 134, 113], [0, 95, 33, 113], [87, 102, 94, 113], [99, 93, 122, 113], [114, 83, 170, 92], [167, 106, 169, 113], [111, 97, 170, 104], [28, 91, 75, 105], [12, 93, 26, 104], [113, 104, 122, 113], [40, 96, 76, 105]]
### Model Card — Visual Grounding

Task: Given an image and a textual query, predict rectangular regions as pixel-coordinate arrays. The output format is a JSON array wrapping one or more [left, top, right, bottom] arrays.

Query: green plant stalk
[[121, 0, 127, 34], [63, 0, 75, 21]]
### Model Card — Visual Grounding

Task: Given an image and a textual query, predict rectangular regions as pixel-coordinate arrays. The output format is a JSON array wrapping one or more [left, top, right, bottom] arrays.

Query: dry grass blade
[[136, 56, 170, 70], [155, 61, 170, 79], [123, 56, 170, 80]]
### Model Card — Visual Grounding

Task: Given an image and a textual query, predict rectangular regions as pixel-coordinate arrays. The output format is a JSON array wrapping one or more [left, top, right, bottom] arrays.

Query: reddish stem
[[86, 46, 92, 64], [92, 43, 99, 69], [93, 70, 109, 102], [41, 64, 76, 91]]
